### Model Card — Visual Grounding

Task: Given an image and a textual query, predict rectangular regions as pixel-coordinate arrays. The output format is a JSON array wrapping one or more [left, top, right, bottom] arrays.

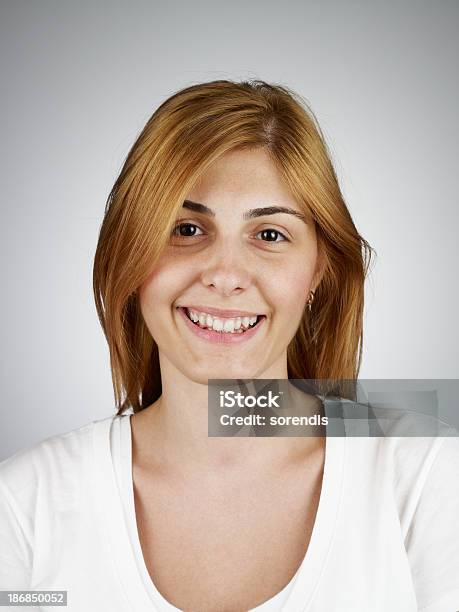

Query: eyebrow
[[182, 199, 308, 224]]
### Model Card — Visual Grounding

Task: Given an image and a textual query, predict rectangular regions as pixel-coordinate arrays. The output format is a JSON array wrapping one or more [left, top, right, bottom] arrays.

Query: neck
[[131, 352, 321, 476]]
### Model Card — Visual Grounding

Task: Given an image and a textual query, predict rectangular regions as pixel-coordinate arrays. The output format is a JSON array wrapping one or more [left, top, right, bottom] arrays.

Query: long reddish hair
[[93, 79, 375, 415]]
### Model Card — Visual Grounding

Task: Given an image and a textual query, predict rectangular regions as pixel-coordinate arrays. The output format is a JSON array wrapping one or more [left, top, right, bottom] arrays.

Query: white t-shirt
[[111, 412, 299, 611], [0, 411, 459, 612]]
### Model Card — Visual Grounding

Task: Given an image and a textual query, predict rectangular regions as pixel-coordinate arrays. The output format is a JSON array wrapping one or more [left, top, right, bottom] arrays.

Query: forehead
[[187, 147, 300, 210]]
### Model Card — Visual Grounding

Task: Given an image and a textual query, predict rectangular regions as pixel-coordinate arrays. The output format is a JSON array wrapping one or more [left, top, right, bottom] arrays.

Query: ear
[[311, 248, 326, 292]]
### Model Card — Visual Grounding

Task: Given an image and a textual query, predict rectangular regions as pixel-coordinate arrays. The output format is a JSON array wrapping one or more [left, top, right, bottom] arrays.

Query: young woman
[[1, 80, 458, 612]]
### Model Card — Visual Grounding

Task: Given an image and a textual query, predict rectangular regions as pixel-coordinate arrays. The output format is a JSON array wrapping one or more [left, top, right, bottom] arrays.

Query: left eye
[[255, 229, 288, 242], [171, 223, 204, 237]]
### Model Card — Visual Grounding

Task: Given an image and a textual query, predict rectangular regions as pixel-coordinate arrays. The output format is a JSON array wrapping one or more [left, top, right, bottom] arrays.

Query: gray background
[[1, 1, 458, 460]]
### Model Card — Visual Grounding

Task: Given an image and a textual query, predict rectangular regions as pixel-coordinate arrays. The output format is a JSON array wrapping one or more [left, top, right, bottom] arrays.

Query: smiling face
[[139, 147, 323, 383]]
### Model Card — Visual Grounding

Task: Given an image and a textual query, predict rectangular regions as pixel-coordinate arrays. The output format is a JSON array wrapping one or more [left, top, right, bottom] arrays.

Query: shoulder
[[0, 415, 115, 509], [390, 433, 459, 497], [343, 430, 459, 532], [345, 434, 459, 608], [385, 433, 459, 525], [0, 415, 116, 584], [398, 435, 459, 609], [361, 408, 458, 507]]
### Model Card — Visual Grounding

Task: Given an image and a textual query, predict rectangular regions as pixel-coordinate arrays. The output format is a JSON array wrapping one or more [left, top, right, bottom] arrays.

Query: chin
[[191, 365, 258, 383]]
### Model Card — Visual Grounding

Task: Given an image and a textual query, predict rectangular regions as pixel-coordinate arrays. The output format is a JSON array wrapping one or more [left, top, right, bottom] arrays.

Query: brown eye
[[171, 223, 204, 237], [256, 228, 288, 242]]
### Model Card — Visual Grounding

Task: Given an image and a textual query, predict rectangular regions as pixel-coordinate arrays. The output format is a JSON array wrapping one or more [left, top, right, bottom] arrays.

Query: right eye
[[171, 222, 205, 238]]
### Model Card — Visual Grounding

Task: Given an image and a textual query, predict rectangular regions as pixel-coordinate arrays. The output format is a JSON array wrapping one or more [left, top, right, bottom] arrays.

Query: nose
[[200, 241, 253, 297]]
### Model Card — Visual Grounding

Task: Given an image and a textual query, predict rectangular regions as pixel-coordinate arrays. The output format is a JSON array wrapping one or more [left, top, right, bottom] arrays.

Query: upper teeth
[[186, 308, 258, 333]]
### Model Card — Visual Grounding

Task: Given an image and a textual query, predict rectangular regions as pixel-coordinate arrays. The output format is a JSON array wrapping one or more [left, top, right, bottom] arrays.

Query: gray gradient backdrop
[[1, 1, 458, 460]]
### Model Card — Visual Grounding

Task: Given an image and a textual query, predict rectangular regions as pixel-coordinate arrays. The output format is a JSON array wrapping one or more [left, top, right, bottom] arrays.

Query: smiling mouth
[[179, 307, 265, 334]]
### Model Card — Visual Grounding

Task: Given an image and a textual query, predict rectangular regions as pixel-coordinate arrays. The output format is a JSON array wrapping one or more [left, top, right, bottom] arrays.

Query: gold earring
[[307, 290, 315, 312]]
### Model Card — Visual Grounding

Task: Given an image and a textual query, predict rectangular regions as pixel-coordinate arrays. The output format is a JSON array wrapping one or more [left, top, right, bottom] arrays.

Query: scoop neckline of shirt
[[91, 412, 346, 612]]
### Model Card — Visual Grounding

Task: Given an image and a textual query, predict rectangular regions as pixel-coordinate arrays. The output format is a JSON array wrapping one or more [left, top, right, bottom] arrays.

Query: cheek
[[292, 265, 314, 297], [267, 258, 315, 309], [139, 259, 189, 317]]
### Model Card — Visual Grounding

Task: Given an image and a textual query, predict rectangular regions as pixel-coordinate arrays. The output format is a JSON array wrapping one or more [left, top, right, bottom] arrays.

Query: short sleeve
[[404, 436, 459, 612], [0, 477, 32, 591]]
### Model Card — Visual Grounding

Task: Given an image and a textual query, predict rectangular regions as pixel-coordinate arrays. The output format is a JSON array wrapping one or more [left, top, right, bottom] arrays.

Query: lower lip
[[177, 307, 266, 344]]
